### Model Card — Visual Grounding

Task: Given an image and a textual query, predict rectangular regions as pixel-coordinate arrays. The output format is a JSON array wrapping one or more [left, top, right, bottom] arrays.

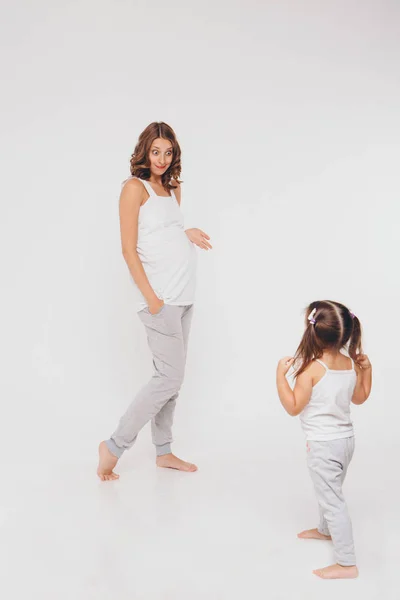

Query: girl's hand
[[185, 228, 212, 250], [277, 357, 295, 377], [355, 354, 371, 370]]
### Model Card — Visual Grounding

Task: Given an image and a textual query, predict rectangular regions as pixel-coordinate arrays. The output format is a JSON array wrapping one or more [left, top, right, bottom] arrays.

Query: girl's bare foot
[[313, 564, 359, 579], [156, 453, 197, 472], [97, 441, 120, 481], [297, 528, 331, 540]]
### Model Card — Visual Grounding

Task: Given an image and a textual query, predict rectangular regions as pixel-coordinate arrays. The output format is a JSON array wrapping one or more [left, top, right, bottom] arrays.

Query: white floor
[[0, 424, 396, 600]]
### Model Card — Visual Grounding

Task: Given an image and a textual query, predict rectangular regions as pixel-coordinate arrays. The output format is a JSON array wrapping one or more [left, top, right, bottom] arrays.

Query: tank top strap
[[315, 359, 330, 371], [138, 179, 155, 196]]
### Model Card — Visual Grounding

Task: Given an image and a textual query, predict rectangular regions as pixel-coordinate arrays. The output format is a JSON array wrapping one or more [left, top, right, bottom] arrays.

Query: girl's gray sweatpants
[[106, 304, 193, 459], [307, 436, 356, 566]]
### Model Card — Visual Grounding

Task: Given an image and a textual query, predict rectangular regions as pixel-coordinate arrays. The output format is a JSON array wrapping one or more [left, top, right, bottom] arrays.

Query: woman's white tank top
[[300, 359, 357, 441], [123, 177, 197, 311]]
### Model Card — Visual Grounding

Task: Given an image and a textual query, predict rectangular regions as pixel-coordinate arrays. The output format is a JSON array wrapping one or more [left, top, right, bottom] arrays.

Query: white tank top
[[300, 359, 356, 441], [123, 177, 197, 311]]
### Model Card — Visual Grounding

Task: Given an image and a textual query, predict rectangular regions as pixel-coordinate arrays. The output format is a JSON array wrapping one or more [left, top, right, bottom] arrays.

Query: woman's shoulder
[[121, 177, 148, 194], [120, 177, 147, 204], [122, 176, 143, 189], [171, 179, 181, 203], [171, 179, 181, 191]]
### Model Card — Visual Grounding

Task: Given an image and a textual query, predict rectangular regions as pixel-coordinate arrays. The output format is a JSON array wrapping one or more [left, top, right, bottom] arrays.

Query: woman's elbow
[[122, 246, 138, 260], [351, 395, 367, 405]]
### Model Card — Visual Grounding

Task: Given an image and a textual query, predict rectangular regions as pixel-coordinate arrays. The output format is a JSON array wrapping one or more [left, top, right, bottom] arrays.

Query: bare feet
[[97, 441, 119, 481], [156, 453, 197, 472], [297, 528, 332, 540], [313, 564, 359, 579]]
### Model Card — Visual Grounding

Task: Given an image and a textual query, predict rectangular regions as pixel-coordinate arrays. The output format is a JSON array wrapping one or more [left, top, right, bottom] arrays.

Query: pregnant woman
[[97, 122, 212, 481]]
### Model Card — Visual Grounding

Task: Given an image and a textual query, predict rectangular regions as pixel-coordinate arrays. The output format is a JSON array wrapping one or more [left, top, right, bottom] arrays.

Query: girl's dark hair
[[294, 300, 363, 377], [130, 122, 182, 191]]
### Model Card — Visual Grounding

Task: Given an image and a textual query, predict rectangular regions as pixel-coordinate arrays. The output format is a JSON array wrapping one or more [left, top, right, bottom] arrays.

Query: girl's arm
[[119, 179, 163, 314], [352, 354, 372, 405], [174, 182, 213, 250], [276, 357, 313, 416]]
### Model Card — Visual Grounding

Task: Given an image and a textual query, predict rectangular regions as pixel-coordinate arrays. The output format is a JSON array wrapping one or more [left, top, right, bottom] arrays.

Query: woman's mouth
[[156, 165, 165, 170]]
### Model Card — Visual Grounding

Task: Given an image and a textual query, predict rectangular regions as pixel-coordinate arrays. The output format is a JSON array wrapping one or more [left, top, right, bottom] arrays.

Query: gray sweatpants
[[106, 304, 193, 459], [306, 437, 356, 566]]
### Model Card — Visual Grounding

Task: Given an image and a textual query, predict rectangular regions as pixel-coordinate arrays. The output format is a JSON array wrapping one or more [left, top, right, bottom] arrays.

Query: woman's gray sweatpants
[[106, 304, 193, 459], [307, 437, 356, 566]]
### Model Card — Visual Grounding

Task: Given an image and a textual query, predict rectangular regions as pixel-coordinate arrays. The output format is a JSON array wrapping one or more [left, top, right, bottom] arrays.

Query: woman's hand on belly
[[185, 228, 212, 250]]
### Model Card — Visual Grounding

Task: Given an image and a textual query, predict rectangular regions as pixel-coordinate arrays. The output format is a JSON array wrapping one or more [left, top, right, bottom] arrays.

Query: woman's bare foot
[[97, 441, 120, 481], [156, 453, 197, 472], [297, 528, 331, 540], [313, 564, 359, 579]]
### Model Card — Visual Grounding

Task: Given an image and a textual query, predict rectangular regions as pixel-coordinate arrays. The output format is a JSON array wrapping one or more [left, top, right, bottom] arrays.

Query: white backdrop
[[1, 0, 399, 529]]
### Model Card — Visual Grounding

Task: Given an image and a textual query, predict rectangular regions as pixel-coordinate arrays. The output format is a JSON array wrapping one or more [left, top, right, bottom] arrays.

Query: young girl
[[97, 122, 212, 481], [276, 300, 372, 579]]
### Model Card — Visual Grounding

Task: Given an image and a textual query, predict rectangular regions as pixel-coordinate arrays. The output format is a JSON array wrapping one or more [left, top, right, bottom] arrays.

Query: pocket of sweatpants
[[347, 436, 355, 461], [146, 304, 166, 317]]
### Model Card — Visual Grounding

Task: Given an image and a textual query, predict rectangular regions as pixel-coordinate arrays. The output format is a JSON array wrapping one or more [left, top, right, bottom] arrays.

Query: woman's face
[[149, 137, 173, 177]]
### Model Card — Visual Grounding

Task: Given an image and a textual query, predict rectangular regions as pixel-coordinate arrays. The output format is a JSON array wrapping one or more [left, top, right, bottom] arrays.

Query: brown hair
[[294, 300, 363, 377], [130, 122, 182, 191]]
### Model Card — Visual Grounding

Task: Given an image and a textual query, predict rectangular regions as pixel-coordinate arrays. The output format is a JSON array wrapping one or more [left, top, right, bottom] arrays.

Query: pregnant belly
[[138, 231, 197, 281]]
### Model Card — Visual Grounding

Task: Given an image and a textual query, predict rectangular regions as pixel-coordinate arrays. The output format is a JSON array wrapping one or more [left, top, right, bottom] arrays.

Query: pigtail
[[294, 311, 324, 377], [348, 315, 363, 360]]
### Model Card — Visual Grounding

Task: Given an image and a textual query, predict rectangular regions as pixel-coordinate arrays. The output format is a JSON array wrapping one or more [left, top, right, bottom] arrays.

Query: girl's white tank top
[[122, 177, 197, 311], [300, 358, 357, 441]]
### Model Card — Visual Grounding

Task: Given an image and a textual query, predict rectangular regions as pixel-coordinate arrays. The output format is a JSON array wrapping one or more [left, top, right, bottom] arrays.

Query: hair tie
[[308, 308, 317, 325]]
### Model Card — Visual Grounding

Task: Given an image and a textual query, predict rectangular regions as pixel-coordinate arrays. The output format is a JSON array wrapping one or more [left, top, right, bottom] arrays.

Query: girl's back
[[300, 356, 356, 442]]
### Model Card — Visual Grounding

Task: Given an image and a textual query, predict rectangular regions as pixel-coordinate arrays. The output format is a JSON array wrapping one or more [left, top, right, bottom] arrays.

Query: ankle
[[156, 443, 172, 457]]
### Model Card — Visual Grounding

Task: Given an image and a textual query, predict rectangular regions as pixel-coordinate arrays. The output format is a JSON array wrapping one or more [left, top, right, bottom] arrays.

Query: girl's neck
[[320, 349, 351, 370], [321, 349, 342, 360]]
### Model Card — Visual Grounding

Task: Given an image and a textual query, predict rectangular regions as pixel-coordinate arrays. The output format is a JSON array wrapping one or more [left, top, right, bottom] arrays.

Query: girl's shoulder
[[300, 360, 326, 387], [303, 360, 326, 376]]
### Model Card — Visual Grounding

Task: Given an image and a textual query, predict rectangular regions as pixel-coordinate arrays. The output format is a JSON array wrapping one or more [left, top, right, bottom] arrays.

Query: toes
[[313, 570, 323, 578], [101, 471, 119, 481], [182, 463, 197, 472], [298, 531, 310, 538]]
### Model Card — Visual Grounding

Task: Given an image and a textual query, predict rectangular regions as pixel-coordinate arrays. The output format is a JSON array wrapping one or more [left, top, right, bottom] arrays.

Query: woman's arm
[[352, 355, 372, 405], [276, 357, 313, 416], [173, 181, 213, 250], [119, 180, 163, 314]]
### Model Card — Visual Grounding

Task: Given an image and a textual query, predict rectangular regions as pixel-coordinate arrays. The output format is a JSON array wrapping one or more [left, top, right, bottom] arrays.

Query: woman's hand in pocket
[[148, 298, 165, 315]]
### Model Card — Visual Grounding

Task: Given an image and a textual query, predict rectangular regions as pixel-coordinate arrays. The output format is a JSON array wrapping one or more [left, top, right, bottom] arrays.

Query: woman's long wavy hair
[[294, 300, 363, 377], [130, 122, 182, 192]]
